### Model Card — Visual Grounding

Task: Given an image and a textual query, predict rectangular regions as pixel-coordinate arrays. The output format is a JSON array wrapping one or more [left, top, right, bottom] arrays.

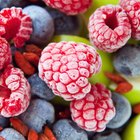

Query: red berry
[[0, 37, 11, 70], [0, 7, 32, 48], [88, 5, 131, 53], [38, 41, 102, 101], [43, 0, 92, 15], [0, 65, 31, 117], [120, 0, 140, 40], [70, 83, 116, 132]]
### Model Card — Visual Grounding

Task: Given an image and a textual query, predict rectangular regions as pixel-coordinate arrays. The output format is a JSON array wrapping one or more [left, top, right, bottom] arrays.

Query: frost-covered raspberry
[[70, 84, 116, 132], [0, 7, 32, 48], [43, 0, 92, 15], [120, 0, 140, 40], [88, 5, 131, 53], [0, 37, 11, 71], [38, 41, 102, 101], [0, 65, 31, 117]]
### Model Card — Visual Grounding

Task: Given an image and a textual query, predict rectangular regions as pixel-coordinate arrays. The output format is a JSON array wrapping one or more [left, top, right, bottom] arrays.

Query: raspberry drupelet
[[38, 41, 102, 101], [43, 0, 92, 15], [70, 83, 116, 132], [88, 5, 132, 53], [0, 7, 32, 48], [0, 65, 31, 117], [0, 37, 11, 71]]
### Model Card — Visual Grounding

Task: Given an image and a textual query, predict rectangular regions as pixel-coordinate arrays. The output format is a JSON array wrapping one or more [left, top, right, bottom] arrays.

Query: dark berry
[[0, 115, 9, 128]]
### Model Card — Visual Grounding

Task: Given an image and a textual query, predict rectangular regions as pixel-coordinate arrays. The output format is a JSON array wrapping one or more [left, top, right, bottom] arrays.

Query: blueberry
[[113, 44, 140, 76], [92, 131, 121, 140], [23, 5, 54, 47], [46, 7, 81, 35], [20, 99, 55, 132], [28, 73, 55, 100], [53, 119, 88, 140], [0, 115, 9, 127], [0, 128, 25, 140], [107, 92, 132, 129]]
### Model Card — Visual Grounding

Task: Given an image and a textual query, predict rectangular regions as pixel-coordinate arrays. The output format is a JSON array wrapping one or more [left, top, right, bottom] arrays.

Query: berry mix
[[0, 0, 140, 140]]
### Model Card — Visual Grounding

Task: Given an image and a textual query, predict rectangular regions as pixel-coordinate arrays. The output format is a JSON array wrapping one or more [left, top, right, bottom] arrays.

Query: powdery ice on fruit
[[38, 41, 102, 101], [70, 83, 116, 132], [0, 65, 31, 117], [88, 5, 132, 53], [43, 0, 92, 15], [0, 7, 32, 48], [0, 37, 11, 70], [120, 0, 140, 40]]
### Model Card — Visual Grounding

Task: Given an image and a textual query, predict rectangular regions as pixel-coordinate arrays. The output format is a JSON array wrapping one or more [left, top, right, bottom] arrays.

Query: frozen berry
[[0, 37, 11, 71], [113, 44, 140, 76], [20, 99, 55, 132], [0, 128, 25, 140], [53, 119, 88, 140], [70, 83, 116, 132], [88, 5, 131, 53], [120, 0, 140, 40], [107, 92, 131, 129], [23, 5, 54, 46], [46, 7, 81, 35], [0, 65, 31, 117], [28, 73, 55, 100], [43, 0, 92, 15], [38, 41, 102, 101], [0, 7, 32, 48], [92, 130, 121, 140]]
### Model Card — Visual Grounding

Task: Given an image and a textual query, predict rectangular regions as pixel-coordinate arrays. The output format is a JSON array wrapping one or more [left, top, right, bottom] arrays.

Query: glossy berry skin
[[0, 65, 31, 117], [107, 92, 132, 129], [28, 73, 55, 100], [120, 0, 140, 40], [70, 84, 116, 132], [53, 119, 88, 140], [0, 128, 25, 140], [113, 44, 140, 76], [20, 99, 55, 132], [88, 5, 131, 53], [23, 5, 54, 46], [43, 0, 92, 15], [0, 7, 32, 48], [38, 41, 102, 101], [0, 37, 11, 70]]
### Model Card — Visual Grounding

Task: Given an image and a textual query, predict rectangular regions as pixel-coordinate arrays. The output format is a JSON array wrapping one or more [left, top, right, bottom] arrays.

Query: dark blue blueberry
[[19, 99, 55, 132], [28, 73, 55, 100], [23, 5, 54, 47], [92, 131, 121, 140], [107, 92, 132, 129], [0, 128, 25, 140], [0, 115, 9, 128], [46, 7, 81, 35], [53, 119, 88, 140], [113, 44, 140, 77]]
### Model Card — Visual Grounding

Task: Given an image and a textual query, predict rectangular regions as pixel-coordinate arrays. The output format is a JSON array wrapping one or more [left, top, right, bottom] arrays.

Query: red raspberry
[[0, 65, 31, 117], [70, 83, 116, 132], [120, 0, 140, 40], [0, 37, 12, 71], [88, 5, 131, 53], [0, 7, 32, 48], [38, 41, 102, 101], [43, 0, 92, 15]]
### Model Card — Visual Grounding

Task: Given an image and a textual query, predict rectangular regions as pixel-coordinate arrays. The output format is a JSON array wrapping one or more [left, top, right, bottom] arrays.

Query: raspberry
[[43, 0, 92, 15], [0, 37, 12, 71], [0, 65, 31, 117], [0, 7, 32, 48], [120, 0, 140, 40], [70, 83, 116, 132], [88, 5, 131, 53], [38, 41, 102, 101]]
